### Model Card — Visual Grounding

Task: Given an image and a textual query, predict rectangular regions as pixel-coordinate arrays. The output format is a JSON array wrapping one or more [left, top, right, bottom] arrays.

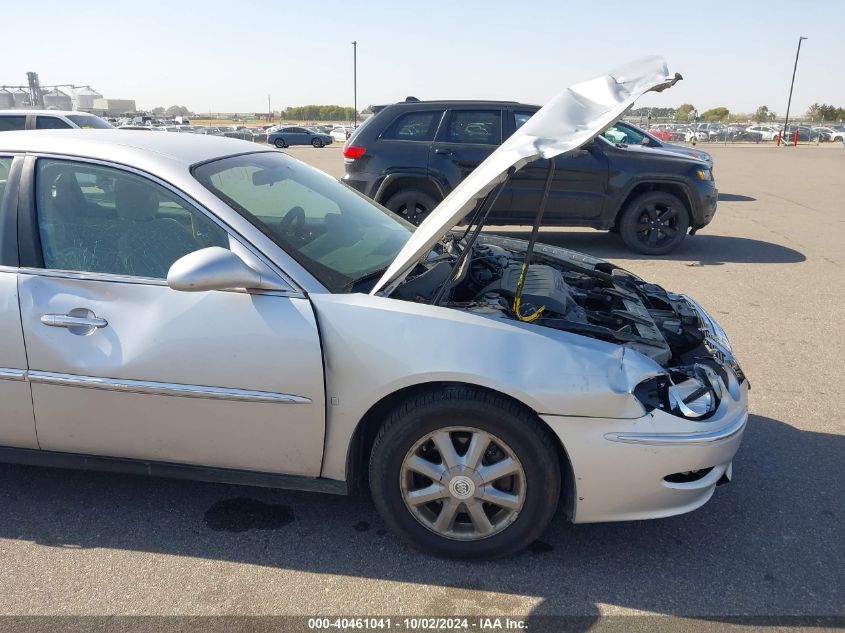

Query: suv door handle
[[434, 148, 455, 155], [41, 309, 108, 334]]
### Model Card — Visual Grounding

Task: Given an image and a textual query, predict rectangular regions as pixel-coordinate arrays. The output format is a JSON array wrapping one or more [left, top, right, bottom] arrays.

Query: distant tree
[[753, 105, 771, 122], [674, 103, 696, 122], [151, 106, 165, 115], [701, 107, 730, 121], [629, 106, 675, 119], [282, 105, 356, 121], [361, 104, 376, 114], [806, 103, 845, 122], [165, 105, 192, 117]]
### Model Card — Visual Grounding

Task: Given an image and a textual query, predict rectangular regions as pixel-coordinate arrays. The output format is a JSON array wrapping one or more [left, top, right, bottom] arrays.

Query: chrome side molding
[[5, 368, 310, 404], [605, 413, 748, 446]]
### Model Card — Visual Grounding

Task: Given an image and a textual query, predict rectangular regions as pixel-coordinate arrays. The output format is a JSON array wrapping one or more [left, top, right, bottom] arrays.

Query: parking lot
[[1, 143, 842, 623]]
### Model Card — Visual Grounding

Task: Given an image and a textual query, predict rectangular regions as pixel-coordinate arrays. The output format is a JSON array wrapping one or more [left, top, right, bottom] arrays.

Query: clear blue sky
[[2, 0, 841, 116]]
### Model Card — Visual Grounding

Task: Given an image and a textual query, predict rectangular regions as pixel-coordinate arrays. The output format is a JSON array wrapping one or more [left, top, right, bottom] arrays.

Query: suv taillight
[[343, 145, 366, 159]]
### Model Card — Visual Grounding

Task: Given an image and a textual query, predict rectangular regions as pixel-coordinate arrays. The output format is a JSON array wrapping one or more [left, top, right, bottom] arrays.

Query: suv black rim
[[635, 201, 679, 248]]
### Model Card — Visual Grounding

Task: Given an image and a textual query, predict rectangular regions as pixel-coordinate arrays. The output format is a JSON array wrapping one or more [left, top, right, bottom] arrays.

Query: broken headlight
[[634, 364, 722, 420]]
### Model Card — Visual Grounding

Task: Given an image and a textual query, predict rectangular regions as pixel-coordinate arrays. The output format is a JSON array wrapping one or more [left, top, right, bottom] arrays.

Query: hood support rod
[[513, 158, 557, 322], [432, 167, 515, 306]]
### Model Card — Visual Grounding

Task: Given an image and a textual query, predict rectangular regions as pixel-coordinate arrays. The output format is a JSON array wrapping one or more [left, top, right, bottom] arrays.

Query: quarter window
[[0, 116, 26, 132], [443, 110, 502, 145], [382, 111, 443, 142], [35, 160, 229, 278], [0, 157, 11, 203], [36, 116, 72, 130]]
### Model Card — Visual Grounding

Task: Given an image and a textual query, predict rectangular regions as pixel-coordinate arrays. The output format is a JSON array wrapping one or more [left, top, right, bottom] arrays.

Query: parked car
[[267, 126, 333, 148], [745, 125, 779, 141], [603, 121, 713, 167], [343, 100, 717, 254], [0, 60, 748, 559], [331, 126, 354, 142], [0, 110, 114, 132], [811, 127, 840, 142]]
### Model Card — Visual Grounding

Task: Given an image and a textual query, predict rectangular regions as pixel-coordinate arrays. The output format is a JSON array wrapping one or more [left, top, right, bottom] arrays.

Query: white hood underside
[[370, 56, 682, 296]]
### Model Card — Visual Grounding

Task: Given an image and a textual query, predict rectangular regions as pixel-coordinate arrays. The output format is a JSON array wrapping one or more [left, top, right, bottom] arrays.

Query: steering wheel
[[278, 206, 306, 239]]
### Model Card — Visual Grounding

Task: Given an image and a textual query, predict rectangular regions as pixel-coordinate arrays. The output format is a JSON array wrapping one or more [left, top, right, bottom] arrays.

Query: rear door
[[0, 155, 38, 449], [497, 109, 609, 225], [0, 115, 27, 132], [36, 116, 73, 130], [376, 108, 444, 179], [429, 108, 511, 215]]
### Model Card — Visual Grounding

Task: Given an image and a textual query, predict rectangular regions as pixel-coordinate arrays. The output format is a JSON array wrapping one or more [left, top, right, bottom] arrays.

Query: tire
[[312, 138, 324, 148], [369, 386, 561, 559], [274, 138, 287, 149], [618, 191, 690, 255], [384, 189, 439, 225]]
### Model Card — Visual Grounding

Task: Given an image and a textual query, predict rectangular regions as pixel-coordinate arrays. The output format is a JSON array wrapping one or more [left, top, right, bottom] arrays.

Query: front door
[[0, 155, 37, 449], [16, 157, 326, 475]]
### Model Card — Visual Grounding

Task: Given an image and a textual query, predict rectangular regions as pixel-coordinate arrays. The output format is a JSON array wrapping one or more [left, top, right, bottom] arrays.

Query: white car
[[331, 126, 354, 142], [812, 127, 842, 142], [746, 125, 780, 141], [0, 58, 748, 559]]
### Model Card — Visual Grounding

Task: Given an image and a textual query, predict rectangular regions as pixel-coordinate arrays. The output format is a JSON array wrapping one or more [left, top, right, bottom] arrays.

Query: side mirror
[[167, 247, 263, 292]]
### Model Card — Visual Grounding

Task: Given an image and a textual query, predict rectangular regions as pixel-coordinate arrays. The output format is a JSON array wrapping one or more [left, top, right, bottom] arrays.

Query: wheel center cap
[[448, 476, 476, 500]]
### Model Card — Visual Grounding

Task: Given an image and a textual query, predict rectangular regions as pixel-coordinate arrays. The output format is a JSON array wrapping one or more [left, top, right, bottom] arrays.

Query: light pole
[[783, 36, 808, 140], [352, 41, 357, 128]]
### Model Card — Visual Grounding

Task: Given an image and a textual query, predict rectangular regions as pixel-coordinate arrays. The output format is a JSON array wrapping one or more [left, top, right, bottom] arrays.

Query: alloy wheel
[[635, 201, 679, 249]]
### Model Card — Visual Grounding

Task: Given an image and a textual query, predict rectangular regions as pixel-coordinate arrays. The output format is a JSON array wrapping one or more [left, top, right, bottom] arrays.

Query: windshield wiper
[[342, 267, 391, 292]]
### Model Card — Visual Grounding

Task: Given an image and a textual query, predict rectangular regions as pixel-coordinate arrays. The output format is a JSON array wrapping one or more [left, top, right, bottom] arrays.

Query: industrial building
[[0, 72, 136, 115]]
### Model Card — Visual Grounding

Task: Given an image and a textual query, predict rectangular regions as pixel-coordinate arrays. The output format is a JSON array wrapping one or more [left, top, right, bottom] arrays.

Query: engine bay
[[393, 233, 716, 369]]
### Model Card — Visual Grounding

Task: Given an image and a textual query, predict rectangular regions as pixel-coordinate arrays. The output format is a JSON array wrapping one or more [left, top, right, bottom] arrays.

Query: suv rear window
[[443, 110, 502, 145], [0, 116, 26, 132], [382, 111, 442, 141]]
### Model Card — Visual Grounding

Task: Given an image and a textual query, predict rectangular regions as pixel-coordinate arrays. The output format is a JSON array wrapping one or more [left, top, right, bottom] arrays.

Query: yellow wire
[[513, 263, 545, 322]]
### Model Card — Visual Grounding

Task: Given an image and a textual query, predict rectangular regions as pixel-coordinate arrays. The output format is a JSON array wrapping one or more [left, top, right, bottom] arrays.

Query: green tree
[[753, 105, 771, 122], [701, 107, 730, 121], [151, 106, 165, 115], [674, 103, 696, 122], [806, 103, 845, 122]]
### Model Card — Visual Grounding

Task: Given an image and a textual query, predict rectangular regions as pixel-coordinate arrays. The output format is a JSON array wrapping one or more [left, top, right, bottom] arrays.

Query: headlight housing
[[696, 168, 713, 181], [634, 364, 722, 420]]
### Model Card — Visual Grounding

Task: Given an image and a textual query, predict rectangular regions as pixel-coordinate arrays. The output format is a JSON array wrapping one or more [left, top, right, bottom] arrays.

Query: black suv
[[342, 100, 718, 254]]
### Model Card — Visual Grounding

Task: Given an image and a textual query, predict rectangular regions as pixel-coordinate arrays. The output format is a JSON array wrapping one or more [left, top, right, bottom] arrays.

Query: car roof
[[0, 129, 273, 170], [377, 100, 539, 111], [0, 110, 93, 116]]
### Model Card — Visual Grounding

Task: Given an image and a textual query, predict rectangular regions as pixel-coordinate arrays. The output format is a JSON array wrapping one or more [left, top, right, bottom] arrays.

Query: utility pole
[[268, 94, 271, 122], [352, 40, 357, 128], [783, 36, 808, 139]]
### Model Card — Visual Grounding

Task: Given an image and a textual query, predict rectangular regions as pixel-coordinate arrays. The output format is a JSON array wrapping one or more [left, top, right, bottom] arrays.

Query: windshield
[[67, 114, 114, 129], [193, 152, 414, 292]]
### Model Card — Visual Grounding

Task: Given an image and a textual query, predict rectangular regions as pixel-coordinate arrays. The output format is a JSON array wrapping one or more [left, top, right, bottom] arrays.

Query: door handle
[[41, 309, 108, 334], [434, 148, 455, 155]]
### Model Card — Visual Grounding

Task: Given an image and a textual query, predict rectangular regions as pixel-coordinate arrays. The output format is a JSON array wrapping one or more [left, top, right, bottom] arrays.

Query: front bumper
[[543, 379, 748, 523], [544, 299, 748, 524]]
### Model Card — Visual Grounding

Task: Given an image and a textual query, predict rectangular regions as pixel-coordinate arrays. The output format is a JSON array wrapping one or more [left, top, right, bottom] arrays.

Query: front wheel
[[369, 387, 561, 559], [618, 191, 690, 255], [312, 138, 324, 148], [274, 138, 287, 149]]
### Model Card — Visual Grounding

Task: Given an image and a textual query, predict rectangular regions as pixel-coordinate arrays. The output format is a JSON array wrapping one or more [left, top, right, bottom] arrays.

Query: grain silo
[[12, 89, 29, 107], [72, 86, 102, 111], [43, 88, 72, 110], [0, 89, 14, 110]]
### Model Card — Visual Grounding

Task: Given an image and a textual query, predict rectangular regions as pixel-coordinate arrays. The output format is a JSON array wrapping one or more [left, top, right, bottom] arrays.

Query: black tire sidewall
[[274, 139, 286, 148], [384, 189, 439, 225], [619, 191, 690, 255], [370, 393, 561, 559]]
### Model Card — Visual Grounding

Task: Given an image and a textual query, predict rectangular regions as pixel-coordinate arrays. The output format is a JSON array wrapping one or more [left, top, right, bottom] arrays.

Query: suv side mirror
[[167, 247, 264, 292]]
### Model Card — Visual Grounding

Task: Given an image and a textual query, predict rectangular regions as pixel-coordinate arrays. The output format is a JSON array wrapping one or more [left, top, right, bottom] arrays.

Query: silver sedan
[[0, 59, 747, 558]]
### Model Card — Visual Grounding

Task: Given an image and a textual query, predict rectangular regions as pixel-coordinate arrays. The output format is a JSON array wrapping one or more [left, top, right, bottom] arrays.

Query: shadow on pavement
[[718, 193, 757, 202], [493, 230, 805, 265], [0, 414, 842, 622]]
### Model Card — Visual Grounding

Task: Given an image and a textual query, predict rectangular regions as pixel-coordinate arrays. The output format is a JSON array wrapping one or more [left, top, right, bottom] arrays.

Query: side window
[[36, 116, 72, 130], [382, 111, 442, 141], [35, 159, 229, 278], [443, 110, 502, 145], [0, 157, 11, 201], [0, 116, 26, 132], [513, 111, 534, 131]]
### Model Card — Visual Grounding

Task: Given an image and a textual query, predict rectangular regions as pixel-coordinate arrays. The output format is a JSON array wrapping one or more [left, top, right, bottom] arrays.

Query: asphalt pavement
[[1, 142, 842, 624]]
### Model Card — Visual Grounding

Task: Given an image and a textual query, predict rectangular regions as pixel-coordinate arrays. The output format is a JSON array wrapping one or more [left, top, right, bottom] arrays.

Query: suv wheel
[[384, 189, 439, 225], [618, 191, 690, 255], [369, 386, 561, 559]]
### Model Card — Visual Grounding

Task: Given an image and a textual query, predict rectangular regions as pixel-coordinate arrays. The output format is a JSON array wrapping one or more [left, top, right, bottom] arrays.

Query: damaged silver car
[[0, 57, 747, 559]]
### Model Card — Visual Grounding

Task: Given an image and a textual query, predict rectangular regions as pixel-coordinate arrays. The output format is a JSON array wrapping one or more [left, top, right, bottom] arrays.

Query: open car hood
[[370, 56, 682, 296]]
